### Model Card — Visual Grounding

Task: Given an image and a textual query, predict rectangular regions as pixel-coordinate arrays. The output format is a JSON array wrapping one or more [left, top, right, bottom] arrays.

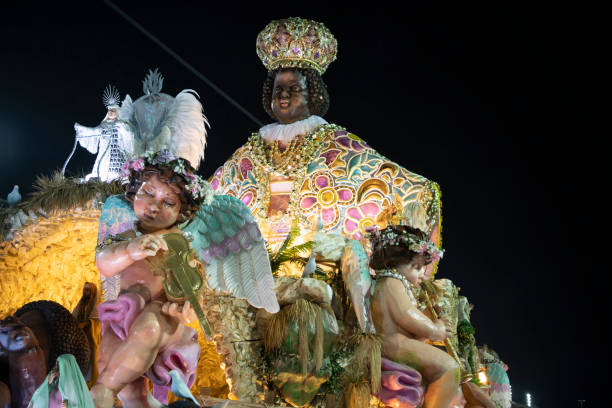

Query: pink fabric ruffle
[[377, 358, 426, 408], [97, 292, 146, 340], [145, 327, 200, 404]]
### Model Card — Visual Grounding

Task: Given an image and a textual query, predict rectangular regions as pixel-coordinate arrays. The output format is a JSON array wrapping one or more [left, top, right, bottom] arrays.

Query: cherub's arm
[[385, 282, 447, 342], [95, 234, 168, 277]]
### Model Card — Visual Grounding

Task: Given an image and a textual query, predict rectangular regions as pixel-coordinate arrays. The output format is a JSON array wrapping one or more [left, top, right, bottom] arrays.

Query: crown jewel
[[256, 17, 338, 75]]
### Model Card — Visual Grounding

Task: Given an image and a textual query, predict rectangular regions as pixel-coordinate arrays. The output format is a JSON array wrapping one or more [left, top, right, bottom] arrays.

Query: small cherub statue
[[89, 79, 278, 407], [91, 151, 279, 408], [90, 157, 204, 407], [369, 223, 459, 408]]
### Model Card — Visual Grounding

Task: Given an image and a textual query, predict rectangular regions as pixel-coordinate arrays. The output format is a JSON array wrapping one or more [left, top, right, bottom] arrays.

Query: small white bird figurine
[[169, 370, 200, 406], [7, 185, 21, 206]]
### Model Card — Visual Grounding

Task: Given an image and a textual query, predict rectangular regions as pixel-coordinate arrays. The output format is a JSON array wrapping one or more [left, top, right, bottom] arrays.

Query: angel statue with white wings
[[89, 72, 278, 407], [71, 85, 134, 181]]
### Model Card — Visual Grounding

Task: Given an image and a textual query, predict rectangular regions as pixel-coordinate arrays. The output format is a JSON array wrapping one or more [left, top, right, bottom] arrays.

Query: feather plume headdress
[[116, 69, 211, 203], [118, 69, 209, 170]]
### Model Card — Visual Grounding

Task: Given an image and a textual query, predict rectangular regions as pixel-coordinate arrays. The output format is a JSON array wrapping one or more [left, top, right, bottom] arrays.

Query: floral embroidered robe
[[211, 124, 441, 259]]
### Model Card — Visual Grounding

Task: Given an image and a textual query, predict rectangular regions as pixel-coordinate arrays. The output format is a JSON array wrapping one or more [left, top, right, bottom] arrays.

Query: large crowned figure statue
[[210, 17, 443, 406], [212, 18, 441, 251]]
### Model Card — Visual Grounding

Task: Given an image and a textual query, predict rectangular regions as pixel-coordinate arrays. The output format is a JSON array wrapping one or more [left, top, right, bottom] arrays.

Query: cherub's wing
[[97, 194, 137, 301], [341, 239, 375, 333], [183, 195, 279, 313]]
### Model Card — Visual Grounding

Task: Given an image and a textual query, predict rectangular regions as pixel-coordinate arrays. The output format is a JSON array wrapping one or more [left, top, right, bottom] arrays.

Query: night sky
[[0, 2, 602, 406]]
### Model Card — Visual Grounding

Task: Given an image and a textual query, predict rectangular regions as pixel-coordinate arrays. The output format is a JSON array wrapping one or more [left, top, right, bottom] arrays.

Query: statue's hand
[[432, 318, 452, 342], [127, 234, 168, 261], [161, 301, 197, 325]]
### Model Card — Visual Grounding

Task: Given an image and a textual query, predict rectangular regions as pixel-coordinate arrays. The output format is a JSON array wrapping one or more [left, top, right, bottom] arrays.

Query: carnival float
[[0, 17, 512, 408]]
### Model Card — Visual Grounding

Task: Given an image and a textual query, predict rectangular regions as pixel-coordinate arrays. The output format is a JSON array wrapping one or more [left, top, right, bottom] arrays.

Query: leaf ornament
[[182, 195, 280, 313]]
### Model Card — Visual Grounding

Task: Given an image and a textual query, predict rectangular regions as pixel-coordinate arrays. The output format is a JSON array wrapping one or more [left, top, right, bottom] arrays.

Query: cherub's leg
[[96, 327, 122, 375], [91, 301, 181, 408], [97, 284, 152, 376], [117, 377, 148, 408], [383, 335, 460, 408]]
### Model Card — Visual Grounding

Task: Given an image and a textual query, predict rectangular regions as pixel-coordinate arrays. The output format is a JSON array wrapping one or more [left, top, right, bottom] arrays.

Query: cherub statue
[[90, 87, 278, 407], [369, 222, 460, 408], [70, 85, 134, 181]]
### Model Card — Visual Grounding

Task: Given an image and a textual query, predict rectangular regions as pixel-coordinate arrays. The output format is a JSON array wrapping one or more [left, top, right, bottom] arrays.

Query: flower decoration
[[368, 227, 444, 261], [298, 171, 355, 229], [124, 150, 214, 205], [344, 202, 382, 239], [121, 158, 145, 177]]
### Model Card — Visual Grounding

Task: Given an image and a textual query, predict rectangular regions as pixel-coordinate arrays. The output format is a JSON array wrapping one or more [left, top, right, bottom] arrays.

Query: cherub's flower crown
[[368, 226, 445, 262], [121, 150, 213, 205]]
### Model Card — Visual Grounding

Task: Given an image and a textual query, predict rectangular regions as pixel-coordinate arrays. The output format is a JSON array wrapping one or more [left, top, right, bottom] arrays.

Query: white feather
[[118, 94, 133, 122], [217, 255, 233, 292], [166, 90, 209, 169], [205, 242, 279, 313], [236, 250, 251, 299], [250, 242, 279, 313]]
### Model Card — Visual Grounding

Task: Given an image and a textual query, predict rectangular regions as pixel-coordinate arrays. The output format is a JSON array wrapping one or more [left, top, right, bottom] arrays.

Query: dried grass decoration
[[345, 382, 371, 408], [264, 298, 325, 375], [23, 172, 124, 213], [345, 334, 382, 395]]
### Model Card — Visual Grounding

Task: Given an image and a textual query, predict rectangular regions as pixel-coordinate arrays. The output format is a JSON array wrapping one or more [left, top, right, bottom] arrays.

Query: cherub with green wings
[[89, 88, 278, 407]]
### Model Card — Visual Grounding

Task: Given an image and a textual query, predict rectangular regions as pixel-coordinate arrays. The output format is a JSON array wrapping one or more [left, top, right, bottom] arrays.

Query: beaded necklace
[[247, 123, 343, 222], [247, 123, 341, 177], [376, 269, 417, 305]]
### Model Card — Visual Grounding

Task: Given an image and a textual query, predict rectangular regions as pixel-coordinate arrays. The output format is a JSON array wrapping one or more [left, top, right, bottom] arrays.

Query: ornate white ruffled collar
[[259, 115, 328, 145]]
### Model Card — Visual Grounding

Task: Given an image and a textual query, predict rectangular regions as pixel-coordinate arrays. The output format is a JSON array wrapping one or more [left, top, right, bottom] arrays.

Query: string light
[[526, 392, 532, 407]]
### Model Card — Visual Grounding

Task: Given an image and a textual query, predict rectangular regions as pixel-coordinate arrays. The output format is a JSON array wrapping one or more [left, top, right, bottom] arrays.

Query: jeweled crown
[[256, 17, 338, 75]]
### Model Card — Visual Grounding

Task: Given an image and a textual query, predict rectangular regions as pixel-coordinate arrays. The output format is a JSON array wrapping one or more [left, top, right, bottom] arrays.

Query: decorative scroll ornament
[[256, 17, 338, 75]]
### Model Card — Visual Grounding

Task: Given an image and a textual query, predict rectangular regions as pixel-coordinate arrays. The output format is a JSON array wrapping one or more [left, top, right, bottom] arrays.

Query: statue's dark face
[[0, 317, 38, 352], [271, 70, 310, 124]]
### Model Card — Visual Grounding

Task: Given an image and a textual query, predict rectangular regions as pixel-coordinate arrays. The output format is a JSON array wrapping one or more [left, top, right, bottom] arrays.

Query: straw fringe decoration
[[264, 298, 325, 375], [344, 382, 371, 408], [352, 334, 382, 394]]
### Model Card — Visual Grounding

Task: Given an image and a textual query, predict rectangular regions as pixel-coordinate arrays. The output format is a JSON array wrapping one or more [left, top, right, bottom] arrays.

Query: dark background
[[0, 2, 603, 406]]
